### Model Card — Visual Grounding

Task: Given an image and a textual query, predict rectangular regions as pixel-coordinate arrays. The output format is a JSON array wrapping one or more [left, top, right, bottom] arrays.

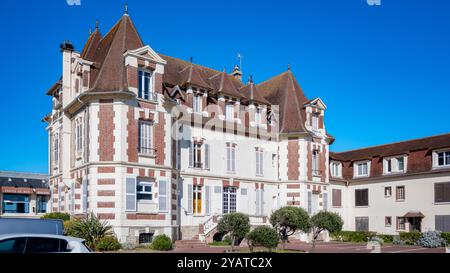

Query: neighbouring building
[[43, 11, 450, 244], [0, 171, 50, 218]]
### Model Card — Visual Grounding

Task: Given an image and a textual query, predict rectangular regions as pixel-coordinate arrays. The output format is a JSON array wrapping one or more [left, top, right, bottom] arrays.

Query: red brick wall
[[127, 106, 138, 162], [320, 144, 327, 182], [155, 73, 163, 93], [371, 157, 383, 177], [127, 66, 138, 89], [307, 142, 312, 181], [408, 149, 432, 173], [287, 139, 300, 180], [98, 100, 115, 161], [155, 112, 166, 165]]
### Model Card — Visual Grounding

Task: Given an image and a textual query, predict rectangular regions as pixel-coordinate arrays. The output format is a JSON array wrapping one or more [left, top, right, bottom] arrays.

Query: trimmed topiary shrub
[[41, 212, 70, 221], [331, 231, 376, 243], [246, 226, 280, 252], [270, 206, 310, 249], [150, 234, 173, 251], [441, 232, 450, 245], [399, 232, 421, 245], [379, 234, 394, 244], [417, 231, 446, 248], [393, 236, 405, 245], [96, 236, 121, 251], [218, 213, 251, 251]]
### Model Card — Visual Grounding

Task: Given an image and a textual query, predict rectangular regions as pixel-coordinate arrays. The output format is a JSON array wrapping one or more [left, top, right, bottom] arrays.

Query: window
[[137, 181, 153, 201], [330, 161, 341, 178], [355, 162, 369, 177], [397, 157, 405, 172], [225, 103, 234, 121], [396, 217, 406, 231], [384, 187, 392, 197], [312, 114, 319, 131], [193, 185, 202, 214], [37, 196, 47, 213], [437, 151, 450, 167], [434, 182, 450, 203], [355, 217, 369, 231], [138, 70, 154, 101], [384, 156, 406, 174], [355, 189, 369, 207], [332, 189, 342, 207], [193, 94, 202, 113], [193, 142, 203, 168], [226, 144, 236, 173], [138, 120, 153, 155], [312, 150, 320, 176], [0, 238, 27, 253], [139, 233, 154, 244], [387, 159, 392, 173], [75, 118, 83, 156], [255, 108, 262, 125], [223, 187, 237, 214], [255, 148, 264, 176], [396, 186, 405, 201], [385, 217, 392, 227], [435, 215, 450, 232], [53, 133, 59, 166], [255, 188, 264, 216], [2, 194, 30, 214]]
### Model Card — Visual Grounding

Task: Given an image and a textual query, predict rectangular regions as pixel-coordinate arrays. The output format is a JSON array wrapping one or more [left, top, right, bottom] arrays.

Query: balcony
[[138, 147, 156, 157], [312, 169, 322, 177], [193, 162, 203, 169]]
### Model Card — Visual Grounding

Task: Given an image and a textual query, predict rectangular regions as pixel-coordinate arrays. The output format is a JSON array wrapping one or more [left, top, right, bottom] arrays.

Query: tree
[[69, 212, 113, 250], [310, 211, 343, 252], [246, 226, 279, 252], [270, 206, 310, 250], [217, 213, 251, 251]]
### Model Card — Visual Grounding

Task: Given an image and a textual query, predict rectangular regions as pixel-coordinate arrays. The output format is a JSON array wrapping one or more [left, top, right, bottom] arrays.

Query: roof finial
[[89, 28, 92, 35], [189, 56, 193, 63], [288, 63, 291, 71], [95, 19, 99, 30], [248, 75, 253, 84], [124, 3, 129, 15]]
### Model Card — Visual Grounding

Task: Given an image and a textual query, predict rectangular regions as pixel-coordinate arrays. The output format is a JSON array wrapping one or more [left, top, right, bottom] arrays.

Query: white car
[[0, 234, 91, 253]]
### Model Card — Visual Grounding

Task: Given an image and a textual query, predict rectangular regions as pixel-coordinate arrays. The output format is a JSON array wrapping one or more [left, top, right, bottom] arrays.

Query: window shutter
[[187, 184, 193, 214], [307, 191, 312, 214], [232, 147, 236, 172], [434, 183, 444, 203], [159, 180, 169, 212], [70, 183, 75, 213], [255, 189, 260, 215], [260, 188, 264, 215], [188, 140, 193, 167], [205, 185, 211, 215], [323, 192, 328, 211], [82, 178, 88, 213], [205, 143, 210, 169], [255, 150, 260, 175], [125, 178, 137, 212]]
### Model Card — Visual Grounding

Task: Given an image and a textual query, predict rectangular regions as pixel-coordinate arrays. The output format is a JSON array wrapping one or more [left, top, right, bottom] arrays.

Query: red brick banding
[[287, 138, 300, 180], [307, 142, 312, 181], [126, 214, 166, 220], [98, 190, 115, 197], [155, 112, 166, 165], [98, 100, 115, 161], [98, 179, 115, 185], [127, 106, 138, 162], [287, 184, 300, 189], [98, 167, 115, 173], [97, 202, 115, 208], [287, 192, 300, 197], [98, 213, 115, 220]]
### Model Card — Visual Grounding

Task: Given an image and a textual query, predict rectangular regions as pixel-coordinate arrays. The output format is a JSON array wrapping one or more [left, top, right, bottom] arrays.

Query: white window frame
[[312, 114, 319, 131], [223, 187, 237, 214], [193, 93, 203, 113], [75, 118, 83, 156], [354, 161, 370, 178], [383, 155, 407, 174], [226, 144, 236, 173], [433, 149, 450, 168], [193, 185, 202, 214], [330, 161, 342, 178], [139, 120, 153, 155], [255, 148, 264, 176], [136, 181, 153, 202], [138, 69, 154, 101], [255, 108, 262, 125], [312, 149, 319, 175], [225, 103, 234, 121], [53, 132, 59, 167], [384, 186, 392, 197]]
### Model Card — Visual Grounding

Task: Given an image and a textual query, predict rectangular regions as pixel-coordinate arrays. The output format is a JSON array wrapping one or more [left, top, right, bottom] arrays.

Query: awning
[[404, 211, 425, 218]]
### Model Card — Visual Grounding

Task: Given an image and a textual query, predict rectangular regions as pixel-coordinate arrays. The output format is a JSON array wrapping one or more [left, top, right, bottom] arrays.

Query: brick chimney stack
[[231, 65, 242, 82]]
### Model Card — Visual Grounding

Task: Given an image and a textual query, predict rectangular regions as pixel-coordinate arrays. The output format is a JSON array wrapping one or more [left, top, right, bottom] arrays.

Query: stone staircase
[[175, 239, 207, 249]]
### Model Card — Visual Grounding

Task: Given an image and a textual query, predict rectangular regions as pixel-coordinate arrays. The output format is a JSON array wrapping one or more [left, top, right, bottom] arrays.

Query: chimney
[[60, 40, 74, 52], [231, 65, 242, 82]]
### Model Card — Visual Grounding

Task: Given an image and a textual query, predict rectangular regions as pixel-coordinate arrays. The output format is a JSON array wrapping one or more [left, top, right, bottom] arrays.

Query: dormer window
[[193, 93, 203, 113], [312, 114, 319, 131], [255, 108, 262, 125], [225, 103, 234, 121], [138, 69, 154, 101], [330, 161, 342, 178], [384, 156, 407, 174], [354, 161, 370, 178], [435, 150, 450, 168]]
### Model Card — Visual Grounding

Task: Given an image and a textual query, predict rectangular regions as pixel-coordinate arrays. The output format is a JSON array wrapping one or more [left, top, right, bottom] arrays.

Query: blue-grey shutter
[[159, 180, 168, 212], [126, 178, 137, 212], [256, 189, 260, 215], [205, 143, 210, 169], [260, 188, 264, 215], [232, 147, 236, 172], [187, 184, 193, 214], [188, 140, 193, 167], [205, 185, 211, 215], [323, 192, 328, 211], [308, 191, 312, 214], [82, 178, 88, 213]]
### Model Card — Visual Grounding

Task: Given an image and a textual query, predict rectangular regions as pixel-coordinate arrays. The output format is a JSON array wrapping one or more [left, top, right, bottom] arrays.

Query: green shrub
[[218, 213, 251, 251], [417, 231, 446, 248], [41, 212, 70, 221], [63, 219, 79, 237], [222, 235, 232, 245], [208, 241, 232, 246], [331, 231, 377, 242], [69, 213, 113, 250], [96, 236, 122, 251], [150, 235, 173, 251], [441, 232, 450, 245], [399, 232, 421, 245], [379, 234, 394, 244], [246, 226, 280, 252]]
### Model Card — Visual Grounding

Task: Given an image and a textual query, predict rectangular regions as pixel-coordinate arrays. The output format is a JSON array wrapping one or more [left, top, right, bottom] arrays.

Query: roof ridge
[[334, 132, 450, 154], [256, 70, 290, 86]]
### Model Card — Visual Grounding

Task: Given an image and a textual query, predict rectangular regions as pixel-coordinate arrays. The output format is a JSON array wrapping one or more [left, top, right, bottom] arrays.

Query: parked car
[[0, 234, 91, 253], [0, 218, 64, 235]]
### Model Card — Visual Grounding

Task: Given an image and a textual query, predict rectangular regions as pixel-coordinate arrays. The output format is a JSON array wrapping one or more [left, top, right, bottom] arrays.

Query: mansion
[[43, 12, 450, 244]]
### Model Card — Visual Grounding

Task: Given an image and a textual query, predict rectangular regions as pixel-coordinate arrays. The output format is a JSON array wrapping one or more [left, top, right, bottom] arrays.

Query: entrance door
[[409, 218, 422, 232]]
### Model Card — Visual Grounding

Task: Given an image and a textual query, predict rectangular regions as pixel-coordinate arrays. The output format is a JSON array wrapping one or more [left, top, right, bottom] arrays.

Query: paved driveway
[[284, 241, 446, 253]]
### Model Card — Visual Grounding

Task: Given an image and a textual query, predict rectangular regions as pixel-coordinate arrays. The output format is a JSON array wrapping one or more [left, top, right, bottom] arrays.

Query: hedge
[[440, 232, 450, 245], [150, 235, 173, 251], [331, 231, 377, 242], [40, 212, 70, 221], [399, 232, 421, 245]]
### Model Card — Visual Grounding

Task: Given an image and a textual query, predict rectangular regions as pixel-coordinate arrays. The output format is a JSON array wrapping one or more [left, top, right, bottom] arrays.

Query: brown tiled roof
[[332, 133, 450, 162], [257, 71, 309, 134], [178, 65, 213, 90], [80, 29, 102, 61], [88, 14, 144, 92], [208, 71, 245, 99], [239, 81, 270, 105]]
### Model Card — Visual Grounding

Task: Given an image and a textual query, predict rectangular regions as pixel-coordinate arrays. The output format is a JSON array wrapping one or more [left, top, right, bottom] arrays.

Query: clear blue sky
[[0, 0, 449, 174]]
